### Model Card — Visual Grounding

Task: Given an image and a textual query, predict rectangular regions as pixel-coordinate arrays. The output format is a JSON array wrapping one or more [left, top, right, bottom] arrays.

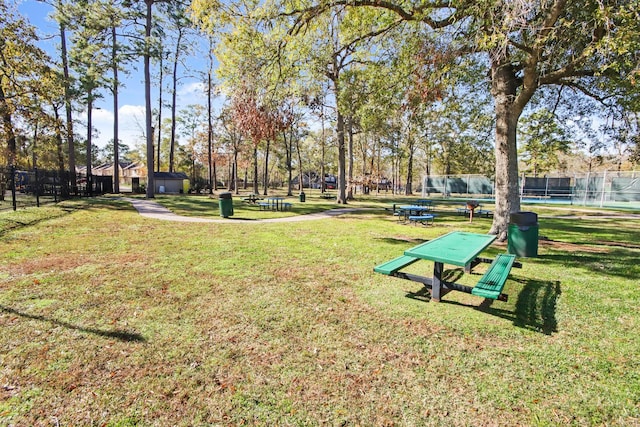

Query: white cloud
[[179, 81, 206, 98], [92, 105, 147, 149]]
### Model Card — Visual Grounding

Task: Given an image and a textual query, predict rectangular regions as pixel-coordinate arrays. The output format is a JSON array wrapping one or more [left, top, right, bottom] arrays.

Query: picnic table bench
[[243, 194, 263, 203], [374, 232, 520, 303], [456, 202, 493, 219], [259, 198, 292, 211], [471, 254, 516, 300], [397, 205, 432, 222], [407, 214, 436, 226]]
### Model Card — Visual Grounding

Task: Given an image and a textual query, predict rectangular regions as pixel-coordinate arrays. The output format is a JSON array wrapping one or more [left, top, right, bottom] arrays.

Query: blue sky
[[18, 0, 211, 150]]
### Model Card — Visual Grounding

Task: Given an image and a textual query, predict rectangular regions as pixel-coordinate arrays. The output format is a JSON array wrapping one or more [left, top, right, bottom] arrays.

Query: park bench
[[471, 253, 516, 301], [407, 214, 436, 225]]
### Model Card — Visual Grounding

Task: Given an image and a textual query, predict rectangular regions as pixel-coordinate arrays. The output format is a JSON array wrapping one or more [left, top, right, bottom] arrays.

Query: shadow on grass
[[405, 268, 465, 302], [0, 197, 134, 236], [0, 304, 146, 342], [475, 278, 561, 335], [376, 237, 427, 246], [0, 208, 73, 237], [539, 248, 638, 280], [405, 273, 561, 335]]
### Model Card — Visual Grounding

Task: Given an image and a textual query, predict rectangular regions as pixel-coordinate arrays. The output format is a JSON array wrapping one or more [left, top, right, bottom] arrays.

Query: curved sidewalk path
[[125, 198, 640, 224], [124, 197, 361, 223]]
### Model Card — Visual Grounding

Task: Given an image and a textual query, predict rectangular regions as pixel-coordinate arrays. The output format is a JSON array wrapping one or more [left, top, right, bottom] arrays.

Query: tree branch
[[539, 67, 596, 85], [557, 80, 615, 105], [335, 18, 404, 58], [285, 0, 457, 37]]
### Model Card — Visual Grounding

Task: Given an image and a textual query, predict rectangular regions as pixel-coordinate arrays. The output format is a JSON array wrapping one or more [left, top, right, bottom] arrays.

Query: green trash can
[[299, 191, 306, 202], [507, 211, 538, 257], [219, 192, 234, 218]]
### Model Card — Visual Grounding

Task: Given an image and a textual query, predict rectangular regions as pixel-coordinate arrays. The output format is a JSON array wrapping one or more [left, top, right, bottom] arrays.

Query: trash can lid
[[219, 192, 233, 199], [510, 211, 538, 225]]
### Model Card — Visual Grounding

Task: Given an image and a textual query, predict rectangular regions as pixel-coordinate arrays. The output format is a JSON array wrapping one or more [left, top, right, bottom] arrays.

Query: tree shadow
[[374, 237, 427, 246], [540, 248, 638, 280], [0, 304, 146, 342], [0, 198, 132, 237], [0, 209, 73, 237]]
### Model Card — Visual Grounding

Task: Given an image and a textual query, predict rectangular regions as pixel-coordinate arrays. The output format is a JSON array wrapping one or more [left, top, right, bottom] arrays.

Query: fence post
[[10, 166, 17, 211], [600, 170, 607, 208], [54, 170, 58, 203], [35, 168, 40, 207], [545, 176, 549, 198], [583, 172, 590, 206], [444, 175, 449, 197]]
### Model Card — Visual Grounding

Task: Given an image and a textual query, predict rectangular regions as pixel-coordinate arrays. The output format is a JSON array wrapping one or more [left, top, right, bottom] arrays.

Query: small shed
[[154, 172, 189, 194]]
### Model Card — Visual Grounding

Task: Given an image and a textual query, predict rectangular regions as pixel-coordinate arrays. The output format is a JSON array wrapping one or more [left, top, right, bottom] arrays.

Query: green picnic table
[[374, 231, 520, 302]]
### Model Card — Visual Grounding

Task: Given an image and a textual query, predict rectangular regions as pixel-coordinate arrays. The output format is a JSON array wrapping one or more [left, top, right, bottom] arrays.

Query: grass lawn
[[1, 194, 639, 426]]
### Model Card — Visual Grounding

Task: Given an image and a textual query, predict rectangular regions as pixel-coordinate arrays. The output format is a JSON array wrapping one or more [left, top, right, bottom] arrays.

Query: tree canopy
[[1, 0, 638, 215], [193, 0, 640, 237]]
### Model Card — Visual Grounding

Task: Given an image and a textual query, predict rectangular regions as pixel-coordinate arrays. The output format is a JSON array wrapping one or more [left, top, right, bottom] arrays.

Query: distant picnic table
[[396, 205, 436, 226], [258, 197, 292, 211], [242, 193, 262, 204]]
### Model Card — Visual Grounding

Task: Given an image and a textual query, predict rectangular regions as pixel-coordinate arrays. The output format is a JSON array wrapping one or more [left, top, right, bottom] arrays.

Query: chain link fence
[[422, 171, 640, 208]]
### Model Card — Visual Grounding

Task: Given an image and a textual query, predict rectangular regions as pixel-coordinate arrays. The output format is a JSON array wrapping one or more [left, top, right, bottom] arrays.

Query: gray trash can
[[508, 211, 538, 257], [219, 192, 234, 218]]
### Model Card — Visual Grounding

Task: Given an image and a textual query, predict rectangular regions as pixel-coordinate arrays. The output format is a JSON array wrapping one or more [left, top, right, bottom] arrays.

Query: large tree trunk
[[59, 19, 76, 192], [144, 0, 155, 198], [347, 116, 354, 200], [490, 60, 521, 240], [296, 135, 304, 192], [262, 140, 270, 196], [331, 72, 347, 204], [53, 105, 65, 174], [86, 92, 93, 195], [284, 130, 293, 196], [156, 52, 164, 173], [112, 24, 120, 194], [207, 46, 214, 194], [169, 30, 183, 173], [253, 146, 259, 194], [405, 131, 415, 195], [336, 111, 347, 204], [0, 83, 17, 166], [320, 108, 326, 192]]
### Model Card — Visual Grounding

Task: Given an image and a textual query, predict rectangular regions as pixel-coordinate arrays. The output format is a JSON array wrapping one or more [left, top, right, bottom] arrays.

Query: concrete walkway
[[124, 198, 360, 223]]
